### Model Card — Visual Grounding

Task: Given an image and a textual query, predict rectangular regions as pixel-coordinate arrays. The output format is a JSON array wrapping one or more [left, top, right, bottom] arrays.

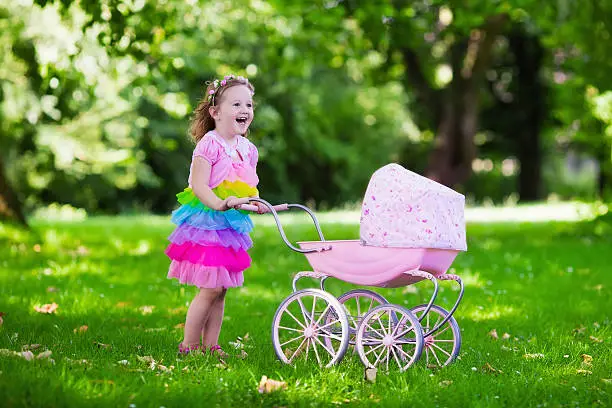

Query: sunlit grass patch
[[1, 211, 610, 407]]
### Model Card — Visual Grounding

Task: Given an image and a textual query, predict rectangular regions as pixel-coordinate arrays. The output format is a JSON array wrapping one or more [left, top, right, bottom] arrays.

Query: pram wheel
[[324, 289, 389, 352], [355, 304, 423, 372], [410, 304, 461, 368], [272, 289, 350, 368]]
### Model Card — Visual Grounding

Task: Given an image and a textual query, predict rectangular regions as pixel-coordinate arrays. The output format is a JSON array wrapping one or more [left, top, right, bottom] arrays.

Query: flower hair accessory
[[206, 74, 251, 105]]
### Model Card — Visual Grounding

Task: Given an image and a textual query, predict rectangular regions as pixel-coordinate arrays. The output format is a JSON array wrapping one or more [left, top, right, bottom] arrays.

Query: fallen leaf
[[116, 302, 130, 308], [21, 351, 35, 361], [258, 376, 287, 393], [33, 244, 41, 252], [22, 344, 41, 351], [46, 287, 59, 293], [439, 380, 453, 387], [369, 394, 381, 403], [489, 329, 499, 340], [215, 362, 228, 370], [364, 367, 377, 383], [34, 303, 58, 314], [173, 323, 185, 329], [590, 336, 603, 343], [577, 369, 592, 375], [37, 350, 52, 359], [94, 341, 111, 350], [523, 353, 545, 359], [76, 245, 90, 256], [238, 350, 248, 359], [243, 333, 250, 341], [139, 306, 154, 315], [482, 362, 502, 374], [168, 307, 186, 315], [65, 358, 90, 366], [601, 379, 612, 384], [74, 325, 88, 334], [502, 333, 511, 340], [573, 325, 586, 336], [581, 354, 593, 365]]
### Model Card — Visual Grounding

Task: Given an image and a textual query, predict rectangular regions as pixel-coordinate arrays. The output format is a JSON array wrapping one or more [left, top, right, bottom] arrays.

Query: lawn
[[0, 207, 610, 407]]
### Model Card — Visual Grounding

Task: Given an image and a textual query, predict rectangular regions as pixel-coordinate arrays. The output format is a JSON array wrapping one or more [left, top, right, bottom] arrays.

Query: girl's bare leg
[[182, 288, 223, 347], [202, 288, 227, 348]]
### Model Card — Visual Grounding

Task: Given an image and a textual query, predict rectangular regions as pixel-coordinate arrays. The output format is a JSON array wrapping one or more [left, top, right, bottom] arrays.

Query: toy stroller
[[238, 164, 467, 372]]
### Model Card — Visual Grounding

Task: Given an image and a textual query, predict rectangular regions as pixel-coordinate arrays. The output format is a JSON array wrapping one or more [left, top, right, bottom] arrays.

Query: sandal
[[209, 344, 229, 359], [178, 343, 204, 356]]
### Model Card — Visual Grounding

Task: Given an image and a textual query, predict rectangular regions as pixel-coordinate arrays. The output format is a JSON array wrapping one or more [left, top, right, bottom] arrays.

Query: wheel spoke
[[431, 342, 452, 358], [385, 347, 391, 371], [304, 337, 311, 361], [431, 324, 451, 337], [394, 344, 415, 361], [373, 345, 386, 366], [375, 314, 388, 336], [429, 343, 443, 366], [280, 334, 305, 347], [394, 325, 415, 340], [311, 337, 322, 365], [310, 295, 318, 325], [314, 304, 332, 326], [431, 338, 455, 343], [313, 334, 335, 355], [391, 315, 406, 337], [288, 337, 307, 363], [364, 342, 385, 356], [284, 308, 306, 329], [391, 345, 403, 369], [278, 325, 303, 333], [318, 329, 344, 342], [363, 321, 385, 339], [296, 297, 311, 325], [318, 318, 342, 332]]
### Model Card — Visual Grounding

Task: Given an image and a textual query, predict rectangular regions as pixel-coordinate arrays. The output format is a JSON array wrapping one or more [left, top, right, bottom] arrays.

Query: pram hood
[[360, 163, 467, 251]]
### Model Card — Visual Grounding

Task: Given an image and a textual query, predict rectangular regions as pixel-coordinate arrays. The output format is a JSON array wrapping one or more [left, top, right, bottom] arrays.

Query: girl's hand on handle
[[252, 201, 267, 214], [224, 196, 250, 210]]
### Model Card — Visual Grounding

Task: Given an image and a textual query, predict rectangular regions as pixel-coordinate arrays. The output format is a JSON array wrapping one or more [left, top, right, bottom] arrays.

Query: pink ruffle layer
[[168, 224, 253, 251], [168, 260, 244, 288], [165, 242, 251, 272]]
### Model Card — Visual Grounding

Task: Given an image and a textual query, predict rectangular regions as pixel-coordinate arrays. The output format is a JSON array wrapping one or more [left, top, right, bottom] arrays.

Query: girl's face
[[209, 85, 254, 137]]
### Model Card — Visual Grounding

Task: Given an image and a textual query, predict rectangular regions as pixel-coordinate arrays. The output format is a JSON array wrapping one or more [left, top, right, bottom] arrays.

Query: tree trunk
[[425, 81, 478, 186], [424, 14, 509, 187], [0, 154, 28, 226], [509, 30, 544, 202], [596, 143, 611, 199]]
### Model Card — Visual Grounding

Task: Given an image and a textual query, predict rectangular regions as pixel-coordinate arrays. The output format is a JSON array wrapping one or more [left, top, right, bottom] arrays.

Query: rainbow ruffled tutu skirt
[[165, 180, 258, 288]]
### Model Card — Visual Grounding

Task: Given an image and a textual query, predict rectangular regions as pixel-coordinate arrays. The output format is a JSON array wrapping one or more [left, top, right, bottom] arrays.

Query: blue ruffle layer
[[171, 204, 254, 234]]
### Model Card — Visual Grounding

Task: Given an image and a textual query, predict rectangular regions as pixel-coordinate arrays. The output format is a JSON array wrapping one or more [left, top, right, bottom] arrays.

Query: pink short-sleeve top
[[189, 130, 259, 188]]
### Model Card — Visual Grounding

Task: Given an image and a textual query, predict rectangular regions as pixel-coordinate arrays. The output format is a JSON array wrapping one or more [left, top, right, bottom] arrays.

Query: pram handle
[[236, 203, 289, 213], [235, 197, 331, 254]]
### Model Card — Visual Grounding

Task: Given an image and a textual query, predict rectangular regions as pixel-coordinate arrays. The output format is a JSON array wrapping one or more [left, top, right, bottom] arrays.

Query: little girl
[[165, 74, 263, 357]]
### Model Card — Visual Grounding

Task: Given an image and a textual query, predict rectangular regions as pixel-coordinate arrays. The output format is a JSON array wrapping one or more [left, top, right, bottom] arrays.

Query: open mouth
[[236, 116, 248, 125]]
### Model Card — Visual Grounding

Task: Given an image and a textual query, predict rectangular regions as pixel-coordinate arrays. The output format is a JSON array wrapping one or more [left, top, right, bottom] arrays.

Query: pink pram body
[[298, 240, 458, 287]]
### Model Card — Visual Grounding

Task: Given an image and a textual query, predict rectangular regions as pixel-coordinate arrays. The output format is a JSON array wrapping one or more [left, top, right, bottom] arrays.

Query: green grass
[[0, 212, 610, 407]]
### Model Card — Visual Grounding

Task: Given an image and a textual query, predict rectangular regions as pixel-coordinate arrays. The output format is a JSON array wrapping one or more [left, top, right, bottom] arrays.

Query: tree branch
[[462, 13, 509, 81]]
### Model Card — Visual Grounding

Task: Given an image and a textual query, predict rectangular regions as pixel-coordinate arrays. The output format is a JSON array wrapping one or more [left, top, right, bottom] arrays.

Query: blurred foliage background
[[0, 0, 611, 224]]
